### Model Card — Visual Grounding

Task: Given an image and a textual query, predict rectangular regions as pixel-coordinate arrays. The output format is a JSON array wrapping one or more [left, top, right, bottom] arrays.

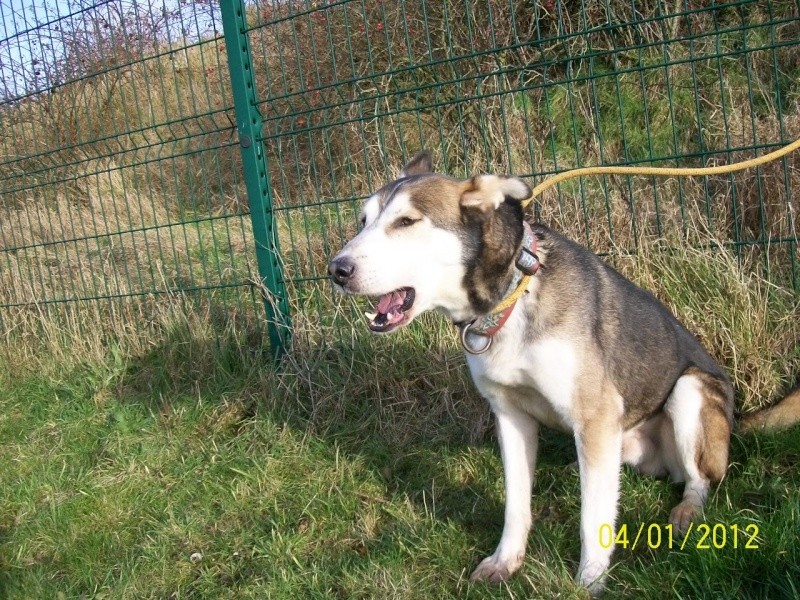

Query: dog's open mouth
[[364, 287, 415, 333]]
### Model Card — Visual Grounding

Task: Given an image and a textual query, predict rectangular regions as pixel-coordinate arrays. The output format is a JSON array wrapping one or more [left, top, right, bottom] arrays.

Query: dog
[[328, 151, 799, 594]]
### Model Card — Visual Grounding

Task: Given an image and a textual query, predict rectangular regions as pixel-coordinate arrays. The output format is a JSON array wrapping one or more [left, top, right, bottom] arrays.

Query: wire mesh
[[0, 0, 265, 340], [249, 1, 798, 283], [1, 0, 798, 351]]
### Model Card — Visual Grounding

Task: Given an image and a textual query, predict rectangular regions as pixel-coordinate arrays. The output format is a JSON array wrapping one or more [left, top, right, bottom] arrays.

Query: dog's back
[[524, 223, 734, 428]]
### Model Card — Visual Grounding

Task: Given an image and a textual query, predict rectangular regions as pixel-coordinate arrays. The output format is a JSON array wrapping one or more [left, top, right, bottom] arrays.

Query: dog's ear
[[460, 175, 531, 213], [399, 151, 433, 178]]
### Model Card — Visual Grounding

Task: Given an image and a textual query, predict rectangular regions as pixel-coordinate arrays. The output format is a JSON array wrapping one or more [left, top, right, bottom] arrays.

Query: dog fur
[[328, 151, 799, 594]]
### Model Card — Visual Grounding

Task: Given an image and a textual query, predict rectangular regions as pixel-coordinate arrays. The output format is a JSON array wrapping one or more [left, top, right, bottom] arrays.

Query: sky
[[0, 0, 220, 101]]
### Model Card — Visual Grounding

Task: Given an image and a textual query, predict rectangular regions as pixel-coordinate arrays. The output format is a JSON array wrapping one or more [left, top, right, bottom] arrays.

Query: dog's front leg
[[574, 419, 623, 596], [471, 403, 539, 583]]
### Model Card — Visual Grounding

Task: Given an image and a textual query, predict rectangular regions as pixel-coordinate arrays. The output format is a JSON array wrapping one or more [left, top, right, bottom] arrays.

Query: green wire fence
[[1, 0, 798, 357]]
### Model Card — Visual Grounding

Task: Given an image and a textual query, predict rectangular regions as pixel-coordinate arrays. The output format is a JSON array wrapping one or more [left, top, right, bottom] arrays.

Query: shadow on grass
[[0, 527, 12, 600], [110, 304, 584, 546], [100, 303, 800, 598]]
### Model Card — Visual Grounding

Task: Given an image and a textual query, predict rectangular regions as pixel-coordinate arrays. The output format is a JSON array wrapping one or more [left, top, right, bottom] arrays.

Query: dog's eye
[[396, 216, 419, 228], [359, 214, 366, 228]]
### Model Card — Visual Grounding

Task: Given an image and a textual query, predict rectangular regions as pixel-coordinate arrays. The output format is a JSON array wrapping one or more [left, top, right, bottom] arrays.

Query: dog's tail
[[739, 385, 800, 433]]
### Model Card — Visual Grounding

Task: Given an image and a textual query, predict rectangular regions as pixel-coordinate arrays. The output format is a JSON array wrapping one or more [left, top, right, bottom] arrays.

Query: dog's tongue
[[377, 290, 406, 314], [366, 288, 415, 329]]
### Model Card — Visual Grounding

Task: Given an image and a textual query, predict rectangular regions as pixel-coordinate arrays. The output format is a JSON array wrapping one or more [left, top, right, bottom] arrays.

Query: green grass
[[1, 306, 798, 599], [543, 64, 700, 167]]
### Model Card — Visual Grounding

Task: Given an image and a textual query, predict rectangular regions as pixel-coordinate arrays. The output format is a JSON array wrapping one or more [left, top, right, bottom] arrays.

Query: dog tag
[[516, 247, 539, 275]]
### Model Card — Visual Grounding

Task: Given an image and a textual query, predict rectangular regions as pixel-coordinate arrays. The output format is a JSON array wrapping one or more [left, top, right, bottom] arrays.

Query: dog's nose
[[328, 257, 356, 286]]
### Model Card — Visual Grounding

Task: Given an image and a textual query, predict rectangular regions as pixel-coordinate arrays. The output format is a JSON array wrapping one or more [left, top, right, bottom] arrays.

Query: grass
[[0, 295, 799, 599], [1, 241, 799, 599]]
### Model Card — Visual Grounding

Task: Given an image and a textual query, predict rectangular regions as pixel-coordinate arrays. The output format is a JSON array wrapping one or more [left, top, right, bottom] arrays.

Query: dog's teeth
[[364, 311, 378, 321]]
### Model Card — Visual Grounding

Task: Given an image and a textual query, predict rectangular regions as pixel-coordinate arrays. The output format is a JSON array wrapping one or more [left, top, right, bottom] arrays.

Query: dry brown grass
[[0, 36, 238, 207], [0, 177, 255, 312]]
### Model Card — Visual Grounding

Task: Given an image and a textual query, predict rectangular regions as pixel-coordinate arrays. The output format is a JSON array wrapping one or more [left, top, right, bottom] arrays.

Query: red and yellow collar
[[458, 221, 540, 354]]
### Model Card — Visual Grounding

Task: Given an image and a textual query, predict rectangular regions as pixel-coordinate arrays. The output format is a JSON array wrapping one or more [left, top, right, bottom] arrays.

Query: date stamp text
[[599, 523, 760, 551]]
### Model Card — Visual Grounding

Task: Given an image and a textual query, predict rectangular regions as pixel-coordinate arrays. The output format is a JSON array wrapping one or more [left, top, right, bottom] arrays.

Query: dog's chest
[[466, 334, 579, 431]]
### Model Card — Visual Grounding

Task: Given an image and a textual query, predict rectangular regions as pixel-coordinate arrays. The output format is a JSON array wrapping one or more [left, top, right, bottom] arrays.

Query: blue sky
[[1, 0, 65, 98], [0, 0, 219, 100]]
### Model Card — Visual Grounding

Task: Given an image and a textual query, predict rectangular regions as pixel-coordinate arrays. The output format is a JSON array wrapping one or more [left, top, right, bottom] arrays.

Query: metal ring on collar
[[460, 321, 492, 355]]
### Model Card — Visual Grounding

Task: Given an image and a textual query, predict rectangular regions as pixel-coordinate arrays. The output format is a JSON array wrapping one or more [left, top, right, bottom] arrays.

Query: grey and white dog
[[327, 151, 789, 593]]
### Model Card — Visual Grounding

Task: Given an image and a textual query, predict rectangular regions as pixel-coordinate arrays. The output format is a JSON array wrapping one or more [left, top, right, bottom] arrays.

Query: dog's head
[[328, 151, 531, 333]]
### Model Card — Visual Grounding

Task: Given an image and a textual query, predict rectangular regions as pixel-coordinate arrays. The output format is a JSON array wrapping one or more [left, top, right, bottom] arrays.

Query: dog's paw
[[469, 552, 523, 583], [577, 562, 608, 597], [669, 500, 701, 535]]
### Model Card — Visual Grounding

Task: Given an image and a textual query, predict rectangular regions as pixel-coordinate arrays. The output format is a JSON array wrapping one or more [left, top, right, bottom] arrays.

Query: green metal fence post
[[220, 0, 291, 359]]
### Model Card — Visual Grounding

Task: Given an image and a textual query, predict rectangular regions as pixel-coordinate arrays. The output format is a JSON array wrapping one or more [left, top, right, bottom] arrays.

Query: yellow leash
[[522, 136, 800, 209], [494, 137, 800, 315]]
